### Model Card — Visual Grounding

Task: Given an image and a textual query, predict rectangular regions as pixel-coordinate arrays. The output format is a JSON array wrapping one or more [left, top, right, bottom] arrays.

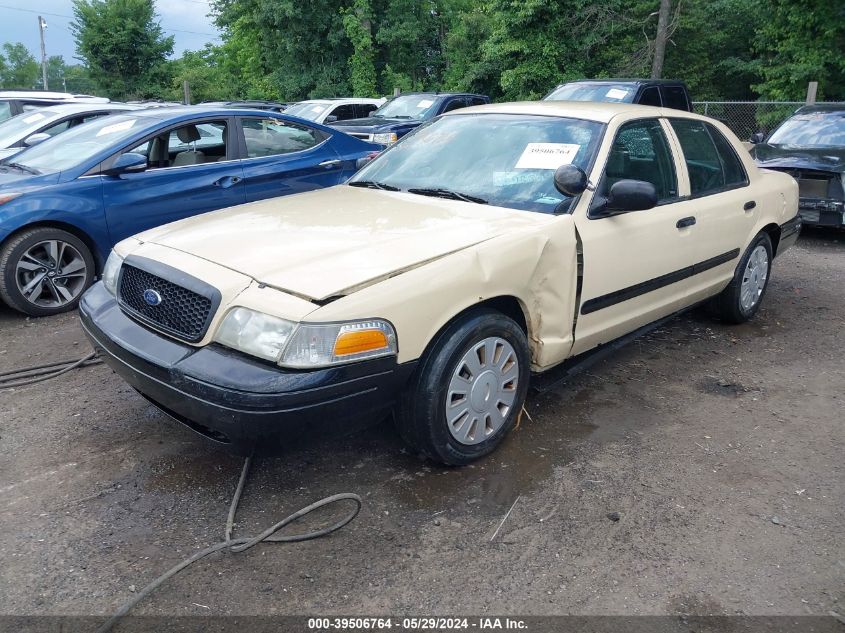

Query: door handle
[[318, 159, 342, 168], [744, 200, 756, 211], [676, 216, 696, 229], [213, 175, 241, 188]]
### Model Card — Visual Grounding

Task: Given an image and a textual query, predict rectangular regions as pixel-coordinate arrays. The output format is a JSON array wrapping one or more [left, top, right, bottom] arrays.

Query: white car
[[0, 103, 139, 161], [284, 98, 386, 125]]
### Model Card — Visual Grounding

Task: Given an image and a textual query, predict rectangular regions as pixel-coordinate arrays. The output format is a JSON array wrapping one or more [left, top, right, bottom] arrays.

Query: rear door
[[101, 117, 245, 242], [665, 118, 756, 303], [572, 117, 699, 355], [237, 115, 344, 202]]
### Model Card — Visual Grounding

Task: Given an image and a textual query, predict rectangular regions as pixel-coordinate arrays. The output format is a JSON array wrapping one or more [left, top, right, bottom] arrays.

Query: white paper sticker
[[96, 119, 137, 137], [417, 99, 434, 108], [23, 113, 46, 124], [515, 143, 580, 169], [606, 87, 630, 100]]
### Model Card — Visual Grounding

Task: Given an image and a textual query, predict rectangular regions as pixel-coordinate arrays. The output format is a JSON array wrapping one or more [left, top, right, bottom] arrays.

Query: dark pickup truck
[[543, 79, 692, 111], [329, 92, 490, 147]]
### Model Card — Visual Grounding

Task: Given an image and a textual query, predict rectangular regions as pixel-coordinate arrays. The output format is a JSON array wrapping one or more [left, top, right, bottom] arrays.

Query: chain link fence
[[692, 101, 845, 141]]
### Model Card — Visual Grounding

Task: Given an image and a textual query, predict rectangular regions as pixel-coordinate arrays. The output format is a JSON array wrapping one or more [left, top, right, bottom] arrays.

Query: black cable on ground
[[0, 351, 102, 389], [95, 456, 362, 633]]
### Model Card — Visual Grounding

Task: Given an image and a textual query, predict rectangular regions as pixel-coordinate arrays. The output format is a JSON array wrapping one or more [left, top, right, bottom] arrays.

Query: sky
[[0, 0, 222, 66]]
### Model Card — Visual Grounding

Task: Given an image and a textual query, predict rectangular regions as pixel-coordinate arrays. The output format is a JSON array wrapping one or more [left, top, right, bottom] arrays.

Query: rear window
[[670, 119, 747, 195]]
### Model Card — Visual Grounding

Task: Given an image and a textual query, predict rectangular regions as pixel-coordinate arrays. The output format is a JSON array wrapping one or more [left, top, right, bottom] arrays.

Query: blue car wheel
[[0, 227, 95, 316]]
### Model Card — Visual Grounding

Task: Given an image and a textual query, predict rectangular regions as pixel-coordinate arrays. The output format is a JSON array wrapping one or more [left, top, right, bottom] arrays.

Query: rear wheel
[[710, 233, 772, 324], [0, 227, 95, 316], [396, 308, 530, 465]]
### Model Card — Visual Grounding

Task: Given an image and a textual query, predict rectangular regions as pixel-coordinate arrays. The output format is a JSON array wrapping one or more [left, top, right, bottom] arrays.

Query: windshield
[[372, 95, 439, 120], [545, 83, 635, 103], [767, 111, 845, 147], [0, 109, 56, 147], [6, 114, 145, 174], [350, 113, 603, 213], [284, 102, 328, 121]]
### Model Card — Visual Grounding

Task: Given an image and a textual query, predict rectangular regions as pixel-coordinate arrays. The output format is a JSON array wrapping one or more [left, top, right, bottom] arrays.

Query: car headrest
[[176, 125, 201, 143]]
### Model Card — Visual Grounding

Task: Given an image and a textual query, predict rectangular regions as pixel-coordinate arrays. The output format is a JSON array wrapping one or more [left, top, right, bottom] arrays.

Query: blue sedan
[[0, 107, 379, 315]]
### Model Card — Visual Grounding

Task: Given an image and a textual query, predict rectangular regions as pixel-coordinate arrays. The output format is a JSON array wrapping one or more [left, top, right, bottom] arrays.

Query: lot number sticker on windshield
[[417, 99, 434, 108], [606, 88, 630, 100], [96, 119, 137, 137], [515, 143, 580, 169]]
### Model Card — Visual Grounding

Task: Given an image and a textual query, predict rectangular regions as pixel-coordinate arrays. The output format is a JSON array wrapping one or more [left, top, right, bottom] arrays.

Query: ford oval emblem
[[143, 289, 162, 306]]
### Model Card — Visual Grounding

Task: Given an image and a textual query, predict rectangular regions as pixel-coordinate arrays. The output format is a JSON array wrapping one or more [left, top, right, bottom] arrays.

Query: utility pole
[[38, 16, 49, 91], [650, 0, 671, 79]]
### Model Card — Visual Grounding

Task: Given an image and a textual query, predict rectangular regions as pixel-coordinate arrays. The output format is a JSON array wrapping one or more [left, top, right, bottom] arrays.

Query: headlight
[[214, 307, 296, 363], [214, 308, 397, 368], [372, 132, 397, 144], [280, 319, 397, 368], [101, 250, 124, 296]]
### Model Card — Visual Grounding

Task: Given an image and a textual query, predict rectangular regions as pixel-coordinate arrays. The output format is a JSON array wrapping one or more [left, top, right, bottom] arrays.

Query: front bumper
[[798, 199, 845, 228], [79, 282, 416, 453]]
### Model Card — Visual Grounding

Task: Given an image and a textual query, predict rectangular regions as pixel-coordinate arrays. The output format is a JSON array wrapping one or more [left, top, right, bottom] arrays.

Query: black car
[[751, 104, 845, 228], [543, 79, 692, 111], [328, 92, 490, 147]]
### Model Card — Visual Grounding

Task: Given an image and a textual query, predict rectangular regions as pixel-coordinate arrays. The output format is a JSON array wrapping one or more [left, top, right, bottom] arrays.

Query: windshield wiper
[[348, 180, 400, 192], [4, 162, 40, 175], [407, 187, 487, 204]]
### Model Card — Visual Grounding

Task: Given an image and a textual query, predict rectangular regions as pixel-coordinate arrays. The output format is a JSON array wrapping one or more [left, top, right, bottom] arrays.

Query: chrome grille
[[118, 264, 213, 342]]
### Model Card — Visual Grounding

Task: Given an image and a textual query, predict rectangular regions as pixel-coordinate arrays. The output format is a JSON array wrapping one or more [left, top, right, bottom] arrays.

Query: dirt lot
[[0, 229, 842, 625]]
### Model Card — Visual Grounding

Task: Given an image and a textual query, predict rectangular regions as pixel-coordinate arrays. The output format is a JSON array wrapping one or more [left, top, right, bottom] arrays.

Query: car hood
[[752, 144, 845, 173], [0, 167, 60, 190], [330, 117, 422, 132], [0, 147, 21, 161], [136, 186, 551, 301]]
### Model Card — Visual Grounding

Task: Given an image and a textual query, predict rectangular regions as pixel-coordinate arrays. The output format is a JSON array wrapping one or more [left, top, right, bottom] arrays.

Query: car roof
[[448, 100, 702, 124], [391, 92, 486, 98], [33, 103, 139, 115], [557, 78, 687, 87], [795, 104, 845, 114], [296, 98, 382, 104]]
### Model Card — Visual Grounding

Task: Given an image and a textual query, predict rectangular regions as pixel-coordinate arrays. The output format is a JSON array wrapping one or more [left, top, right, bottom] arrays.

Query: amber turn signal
[[333, 329, 389, 356]]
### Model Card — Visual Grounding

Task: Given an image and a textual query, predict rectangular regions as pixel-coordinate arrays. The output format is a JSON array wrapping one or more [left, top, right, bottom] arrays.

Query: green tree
[[165, 45, 234, 103], [752, 0, 845, 100], [0, 43, 40, 89], [71, 0, 174, 99], [342, 0, 378, 96]]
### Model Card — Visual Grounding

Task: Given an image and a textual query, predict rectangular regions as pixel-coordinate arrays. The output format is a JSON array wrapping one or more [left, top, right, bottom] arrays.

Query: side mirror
[[325, 115, 338, 123], [750, 132, 765, 144], [606, 179, 657, 213], [23, 132, 51, 147], [553, 164, 588, 196], [102, 152, 147, 177]]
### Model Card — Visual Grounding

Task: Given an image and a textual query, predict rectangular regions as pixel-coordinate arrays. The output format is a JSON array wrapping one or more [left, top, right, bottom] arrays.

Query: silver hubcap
[[740, 244, 769, 312], [446, 337, 519, 445], [15, 240, 88, 308]]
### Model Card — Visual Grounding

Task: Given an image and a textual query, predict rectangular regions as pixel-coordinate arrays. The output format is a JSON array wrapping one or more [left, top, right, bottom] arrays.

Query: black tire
[[396, 308, 530, 465], [0, 227, 95, 317], [710, 232, 773, 324]]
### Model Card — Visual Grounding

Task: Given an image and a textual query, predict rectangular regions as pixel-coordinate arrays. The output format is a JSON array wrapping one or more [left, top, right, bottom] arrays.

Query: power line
[[0, 3, 220, 37]]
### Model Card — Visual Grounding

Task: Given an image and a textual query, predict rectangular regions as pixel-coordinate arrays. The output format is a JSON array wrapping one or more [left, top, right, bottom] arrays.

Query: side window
[[662, 86, 689, 111], [707, 123, 747, 186], [638, 86, 662, 107], [123, 120, 228, 170], [603, 119, 678, 202], [357, 103, 378, 118], [329, 104, 356, 121], [42, 119, 72, 137], [670, 119, 746, 195], [242, 118, 324, 158], [0, 101, 13, 123], [442, 98, 469, 113], [469, 97, 487, 106]]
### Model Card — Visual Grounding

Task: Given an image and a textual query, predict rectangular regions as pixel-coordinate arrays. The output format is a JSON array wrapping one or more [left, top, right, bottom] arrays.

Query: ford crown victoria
[[79, 102, 800, 465]]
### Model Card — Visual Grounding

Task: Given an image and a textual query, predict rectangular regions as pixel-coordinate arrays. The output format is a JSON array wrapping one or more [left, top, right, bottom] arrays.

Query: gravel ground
[[0, 229, 842, 624]]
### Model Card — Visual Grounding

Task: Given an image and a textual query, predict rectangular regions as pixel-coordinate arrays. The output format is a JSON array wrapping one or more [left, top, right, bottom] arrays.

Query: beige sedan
[[79, 102, 800, 465]]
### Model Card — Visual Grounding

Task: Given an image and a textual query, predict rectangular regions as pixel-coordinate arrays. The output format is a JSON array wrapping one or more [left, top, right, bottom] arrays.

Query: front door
[[571, 117, 699, 356], [102, 118, 245, 243]]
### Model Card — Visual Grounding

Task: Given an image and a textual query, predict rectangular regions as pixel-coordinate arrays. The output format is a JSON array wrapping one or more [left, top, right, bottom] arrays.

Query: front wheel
[[0, 227, 95, 316], [710, 233, 773, 324], [396, 308, 530, 465]]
